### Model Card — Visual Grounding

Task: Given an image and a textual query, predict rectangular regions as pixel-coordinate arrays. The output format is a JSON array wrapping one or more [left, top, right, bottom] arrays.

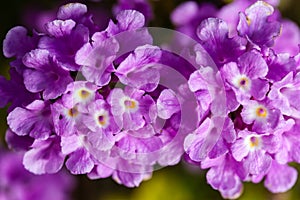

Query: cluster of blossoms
[[173, 0, 300, 198], [1, 0, 300, 199], [0, 148, 74, 200], [2, 2, 189, 188]]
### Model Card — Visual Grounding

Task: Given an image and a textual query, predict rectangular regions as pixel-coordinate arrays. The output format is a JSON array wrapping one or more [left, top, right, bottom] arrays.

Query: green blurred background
[[1, 0, 300, 199]]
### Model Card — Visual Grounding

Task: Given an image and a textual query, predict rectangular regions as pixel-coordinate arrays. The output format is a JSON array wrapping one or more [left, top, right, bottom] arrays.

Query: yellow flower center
[[98, 115, 107, 126], [79, 89, 90, 99], [249, 136, 260, 148], [124, 100, 137, 109], [67, 107, 79, 118], [256, 107, 267, 118]]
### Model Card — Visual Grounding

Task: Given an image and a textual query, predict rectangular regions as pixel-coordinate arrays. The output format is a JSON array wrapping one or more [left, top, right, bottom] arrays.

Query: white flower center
[[233, 75, 251, 91], [120, 97, 139, 112], [245, 135, 262, 151], [94, 109, 109, 128]]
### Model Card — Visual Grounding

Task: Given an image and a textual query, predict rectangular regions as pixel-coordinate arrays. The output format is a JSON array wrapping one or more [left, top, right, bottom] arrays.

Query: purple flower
[[81, 99, 119, 152], [241, 100, 280, 133], [265, 49, 297, 82], [111, 158, 152, 188], [268, 72, 300, 118], [275, 119, 300, 164], [89, 151, 153, 187], [38, 19, 89, 71], [88, 163, 114, 179], [237, 1, 281, 47], [113, 0, 153, 22], [156, 89, 180, 119], [116, 44, 162, 92], [201, 154, 246, 199], [51, 100, 82, 136], [3, 26, 38, 58], [221, 51, 269, 103], [61, 134, 95, 174], [104, 10, 152, 58], [188, 68, 213, 119], [5, 128, 34, 151], [75, 32, 119, 86], [197, 18, 246, 66], [156, 125, 186, 166], [231, 129, 280, 175], [0, 149, 75, 200], [61, 81, 100, 109], [83, 99, 120, 135], [264, 160, 298, 193], [108, 87, 156, 130], [22, 49, 73, 100], [3, 26, 39, 73], [23, 136, 65, 174], [57, 3, 99, 34], [114, 125, 162, 164], [7, 100, 53, 140], [273, 20, 300, 56], [0, 68, 38, 111], [190, 67, 229, 117], [184, 117, 236, 162], [105, 10, 145, 37], [217, 0, 251, 36], [171, 2, 217, 42]]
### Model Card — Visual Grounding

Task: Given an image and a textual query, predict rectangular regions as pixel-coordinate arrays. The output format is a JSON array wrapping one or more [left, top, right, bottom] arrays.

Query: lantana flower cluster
[[1, 0, 300, 199]]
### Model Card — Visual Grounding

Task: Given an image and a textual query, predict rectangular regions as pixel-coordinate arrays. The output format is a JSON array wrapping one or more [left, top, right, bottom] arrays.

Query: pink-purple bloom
[[2, 0, 300, 198]]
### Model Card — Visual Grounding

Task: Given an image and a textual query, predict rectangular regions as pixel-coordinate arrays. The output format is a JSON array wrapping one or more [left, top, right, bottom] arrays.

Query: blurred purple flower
[[0, 149, 75, 200]]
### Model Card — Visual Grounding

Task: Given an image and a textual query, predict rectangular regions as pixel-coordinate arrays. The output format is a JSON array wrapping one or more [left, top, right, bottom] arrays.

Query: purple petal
[[5, 129, 34, 151], [66, 148, 94, 174], [75, 33, 119, 86], [264, 161, 297, 193], [113, 0, 153, 22], [266, 51, 296, 82], [244, 150, 272, 175], [116, 45, 161, 92], [23, 49, 73, 99], [197, 18, 245, 65], [87, 131, 115, 152], [206, 156, 243, 199], [61, 134, 81, 155], [237, 1, 281, 46], [157, 89, 180, 119], [39, 23, 89, 71], [238, 51, 268, 79], [3, 26, 38, 58], [44, 19, 76, 37], [171, 1, 199, 26], [23, 136, 65, 174], [250, 79, 269, 100], [106, 10, 145, 36], [184, 118, 214, 162], [7, 100, 53, 140], [231, 137, 249, 162], [262, 134, 280, 154], [222, 118, 236, 143], [57, 3, 88, 20], [116, 133, 162, 163], [112, 159, 152, 187], [51, 101, 80, 136], [221, 62, 241, 84], [87, 163, 114, 179], [273, 20, 300, 56]]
